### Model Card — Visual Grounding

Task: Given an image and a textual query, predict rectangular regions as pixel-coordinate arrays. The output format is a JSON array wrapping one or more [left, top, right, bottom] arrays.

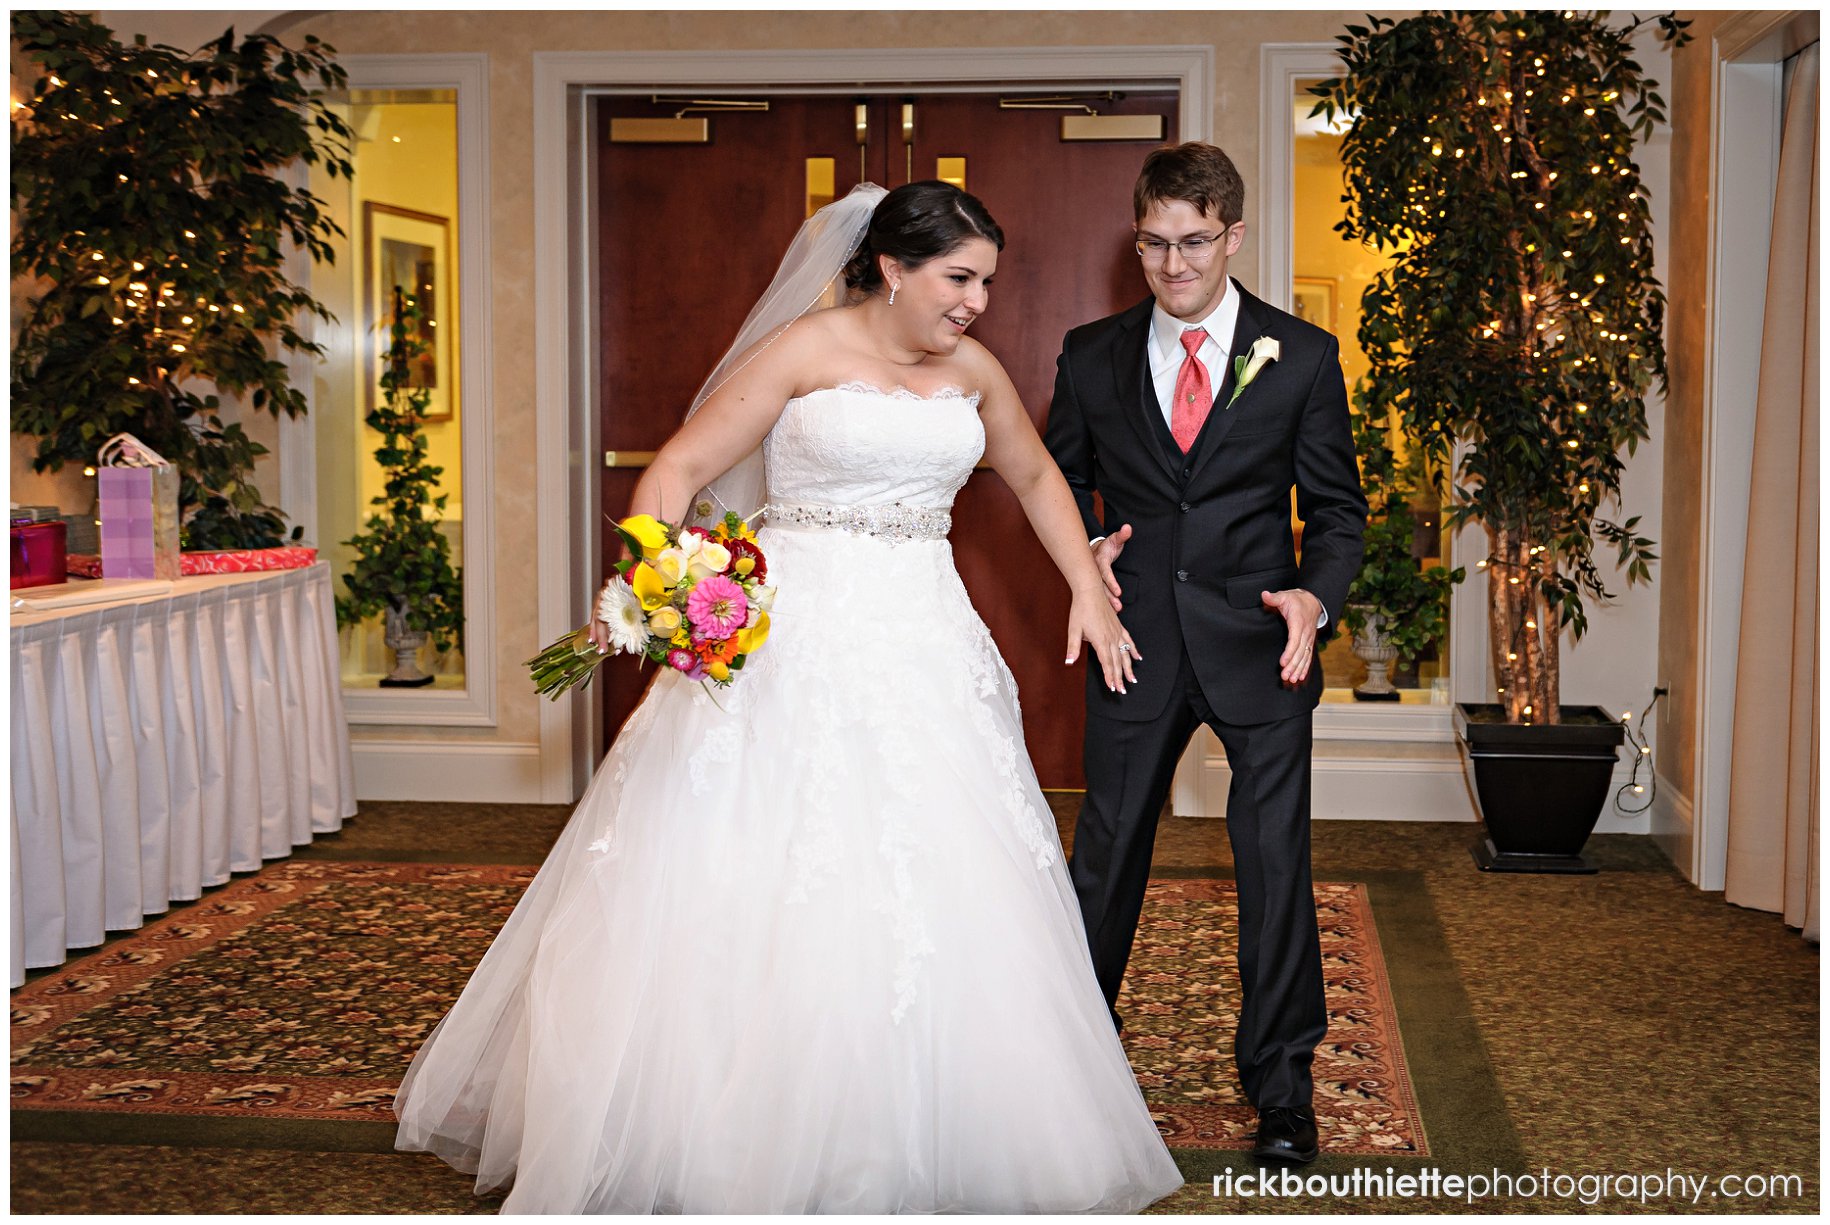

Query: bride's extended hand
[[585, 579, 614, 654], [1065, 586, 1140, 695]]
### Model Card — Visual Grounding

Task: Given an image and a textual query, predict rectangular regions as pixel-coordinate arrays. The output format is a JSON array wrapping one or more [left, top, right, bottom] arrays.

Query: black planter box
[[1454, 703, 1627, 874]]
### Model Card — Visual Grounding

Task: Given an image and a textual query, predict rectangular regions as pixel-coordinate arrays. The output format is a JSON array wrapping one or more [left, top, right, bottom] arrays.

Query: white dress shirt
[[1147, 279, 1238, 428]]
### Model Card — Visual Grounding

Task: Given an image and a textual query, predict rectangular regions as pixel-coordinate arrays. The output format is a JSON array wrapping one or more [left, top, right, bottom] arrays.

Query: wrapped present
[[97, 434, 180, 580], [11, 508, 68, 589], [65, 546, 318, 580], [179, 546, 318, 575]]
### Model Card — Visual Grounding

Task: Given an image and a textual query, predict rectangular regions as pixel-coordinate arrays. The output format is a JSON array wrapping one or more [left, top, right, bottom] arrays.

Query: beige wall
[[1657, 9, 1737, 806]]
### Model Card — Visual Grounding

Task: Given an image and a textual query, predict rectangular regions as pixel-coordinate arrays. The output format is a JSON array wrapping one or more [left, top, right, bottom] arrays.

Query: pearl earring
[[888, 283, 898, 306]]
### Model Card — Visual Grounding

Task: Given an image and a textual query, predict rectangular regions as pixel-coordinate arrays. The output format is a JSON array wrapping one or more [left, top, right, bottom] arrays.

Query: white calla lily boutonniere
[[1225, 336, 1281, 409]]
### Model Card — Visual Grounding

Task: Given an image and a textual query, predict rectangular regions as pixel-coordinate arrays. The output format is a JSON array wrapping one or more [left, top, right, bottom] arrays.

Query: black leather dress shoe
[[1252, 1105, 1319, 1164]]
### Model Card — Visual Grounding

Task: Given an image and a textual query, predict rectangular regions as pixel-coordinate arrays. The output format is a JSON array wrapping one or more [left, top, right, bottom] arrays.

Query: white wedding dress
[[393, 384, 1183, 1213]]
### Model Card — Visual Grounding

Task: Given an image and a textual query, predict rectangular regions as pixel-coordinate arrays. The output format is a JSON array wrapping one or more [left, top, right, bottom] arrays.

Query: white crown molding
[[1715, 10, 1819, 62]]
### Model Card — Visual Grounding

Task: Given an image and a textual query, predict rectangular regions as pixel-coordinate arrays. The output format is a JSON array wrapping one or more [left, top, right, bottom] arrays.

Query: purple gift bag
[[97, 434, 181, 580]]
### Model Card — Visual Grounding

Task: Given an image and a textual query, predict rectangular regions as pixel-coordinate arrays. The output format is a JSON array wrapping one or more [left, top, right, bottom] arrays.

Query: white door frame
[[531, 46, 1214, 801], [1686, 10, 1819, 887]]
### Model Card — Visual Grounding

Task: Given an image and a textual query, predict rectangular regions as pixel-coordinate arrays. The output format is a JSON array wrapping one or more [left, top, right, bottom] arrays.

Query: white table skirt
[[10, 563, 356, 986]]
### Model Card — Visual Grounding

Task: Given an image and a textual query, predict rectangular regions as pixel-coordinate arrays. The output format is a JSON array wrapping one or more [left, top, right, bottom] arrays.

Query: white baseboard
[[1176, 737, 1476, 822], [1649, 771, 1696, 880], [350, 738, 545, 803], [1176, 736, 1660, 832]]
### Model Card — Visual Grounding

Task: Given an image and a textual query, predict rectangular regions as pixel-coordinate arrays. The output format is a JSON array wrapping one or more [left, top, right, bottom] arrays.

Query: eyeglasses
[[1134, 233, 1228, 263]]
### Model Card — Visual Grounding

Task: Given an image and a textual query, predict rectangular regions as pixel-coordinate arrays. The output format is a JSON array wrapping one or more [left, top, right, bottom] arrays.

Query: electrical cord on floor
[[1614, 685, 1668, 813]]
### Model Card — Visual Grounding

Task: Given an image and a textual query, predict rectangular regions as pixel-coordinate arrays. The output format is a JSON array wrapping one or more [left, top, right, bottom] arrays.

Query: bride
[[392, 181, 1183, 1213]]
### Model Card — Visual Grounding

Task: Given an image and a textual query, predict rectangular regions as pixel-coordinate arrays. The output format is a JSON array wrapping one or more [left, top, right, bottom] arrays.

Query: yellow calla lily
[[630, 562, 670, 611], [736, 610, 771, 655], [618, 514, 670, 558]]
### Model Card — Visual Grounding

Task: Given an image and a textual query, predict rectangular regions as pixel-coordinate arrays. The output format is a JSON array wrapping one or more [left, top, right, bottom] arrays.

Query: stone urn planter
[[1349, 606, 1401, 701], [381, 599, 435, 688]]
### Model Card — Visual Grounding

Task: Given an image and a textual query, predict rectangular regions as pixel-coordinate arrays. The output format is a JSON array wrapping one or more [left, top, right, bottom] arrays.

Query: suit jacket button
[[1181, 467, 1191, 479], [1179, 501, 1191, 513], [1176, 569, 1189, 582]]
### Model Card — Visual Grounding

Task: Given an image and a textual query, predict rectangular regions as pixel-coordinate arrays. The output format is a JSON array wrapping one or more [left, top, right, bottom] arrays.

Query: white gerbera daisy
[[597, 579, 652, 654]]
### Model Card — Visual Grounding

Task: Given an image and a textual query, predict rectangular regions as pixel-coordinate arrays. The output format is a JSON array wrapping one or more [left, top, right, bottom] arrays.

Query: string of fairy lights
[[17, 69, 262, 417], [15, 64, 277, 531], [1363, 19, 1664, 799]]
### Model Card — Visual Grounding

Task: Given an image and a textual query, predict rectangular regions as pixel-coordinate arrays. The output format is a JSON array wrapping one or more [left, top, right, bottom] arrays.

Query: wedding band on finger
[[1118, 643, 1135, 655]]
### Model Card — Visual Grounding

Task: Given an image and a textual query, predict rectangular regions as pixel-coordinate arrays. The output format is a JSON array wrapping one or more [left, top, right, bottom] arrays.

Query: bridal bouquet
[[526, 511, 775, 700]]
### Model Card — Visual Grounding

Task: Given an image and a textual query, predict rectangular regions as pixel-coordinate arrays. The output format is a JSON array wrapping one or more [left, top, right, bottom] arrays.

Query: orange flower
[[694, 636, 739, 666]]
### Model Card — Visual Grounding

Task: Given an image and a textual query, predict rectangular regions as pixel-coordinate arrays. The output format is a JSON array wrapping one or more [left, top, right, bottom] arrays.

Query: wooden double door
[[596, 90, 1176, 787]]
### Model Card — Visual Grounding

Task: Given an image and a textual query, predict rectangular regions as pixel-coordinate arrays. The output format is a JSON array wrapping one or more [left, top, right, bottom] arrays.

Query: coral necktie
[[1170, 327, 1212, 452]]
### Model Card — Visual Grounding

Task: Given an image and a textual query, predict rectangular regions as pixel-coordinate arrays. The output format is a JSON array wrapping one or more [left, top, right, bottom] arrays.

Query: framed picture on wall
[[1291, 276, 1337, 333], [362, 201, 457, 423]]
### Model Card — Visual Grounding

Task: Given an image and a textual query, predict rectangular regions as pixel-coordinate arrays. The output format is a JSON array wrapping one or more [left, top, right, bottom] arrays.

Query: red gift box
[[11, 518, 69, 589], [180, 546, 318, 575]]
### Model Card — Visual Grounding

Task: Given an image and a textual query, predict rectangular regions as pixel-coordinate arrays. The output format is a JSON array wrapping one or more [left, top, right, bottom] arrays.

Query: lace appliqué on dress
[[826, 380, 983, 407], [938, 570, 1059, 872]]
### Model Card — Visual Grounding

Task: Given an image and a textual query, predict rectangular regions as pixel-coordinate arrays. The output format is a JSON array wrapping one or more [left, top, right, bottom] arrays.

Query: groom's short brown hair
[[1134, 142, 1245, 226]]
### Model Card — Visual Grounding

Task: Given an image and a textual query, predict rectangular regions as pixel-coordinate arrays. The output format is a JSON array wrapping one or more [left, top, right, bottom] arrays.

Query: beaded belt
[[763, 501, 951, 543]]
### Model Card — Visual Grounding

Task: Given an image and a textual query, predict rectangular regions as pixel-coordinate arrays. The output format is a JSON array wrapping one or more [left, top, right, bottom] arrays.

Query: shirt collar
[[1149, 277, 1238, 362]]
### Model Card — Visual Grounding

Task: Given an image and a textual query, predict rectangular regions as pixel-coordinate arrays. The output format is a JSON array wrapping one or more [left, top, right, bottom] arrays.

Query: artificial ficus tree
[[1315, 10, 1685, 723], [10, 11, 353, 549]]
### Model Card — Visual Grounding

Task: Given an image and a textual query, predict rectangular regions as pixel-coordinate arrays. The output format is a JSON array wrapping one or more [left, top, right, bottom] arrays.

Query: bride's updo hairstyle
[[842, 180, 1005, 296]]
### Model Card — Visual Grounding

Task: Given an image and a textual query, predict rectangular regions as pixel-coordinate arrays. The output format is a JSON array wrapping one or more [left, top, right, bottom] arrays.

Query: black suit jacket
[[1043, 282, 1368, 725]]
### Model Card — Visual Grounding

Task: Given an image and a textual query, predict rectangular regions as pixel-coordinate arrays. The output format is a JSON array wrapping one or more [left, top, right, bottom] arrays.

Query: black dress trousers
[[1068, 648, 1327, 1111]]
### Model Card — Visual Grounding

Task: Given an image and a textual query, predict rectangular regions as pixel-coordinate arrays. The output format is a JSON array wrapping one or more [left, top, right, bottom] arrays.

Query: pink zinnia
[[686, 574, 748, 641], [666, 649, 696, 673]]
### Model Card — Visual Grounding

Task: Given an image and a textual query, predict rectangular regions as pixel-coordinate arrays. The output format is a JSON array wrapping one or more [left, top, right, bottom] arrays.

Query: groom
[[1044, 142, 1367, 1165]]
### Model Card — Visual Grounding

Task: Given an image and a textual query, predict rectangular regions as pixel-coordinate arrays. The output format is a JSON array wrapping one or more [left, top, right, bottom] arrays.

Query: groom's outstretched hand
[[1091, 524, 1132, 612], [1263, 588, 1323, 687]]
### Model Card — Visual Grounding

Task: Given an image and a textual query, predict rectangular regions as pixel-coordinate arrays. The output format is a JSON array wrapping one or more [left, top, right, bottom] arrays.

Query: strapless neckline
[[794, 381, 982, 407]]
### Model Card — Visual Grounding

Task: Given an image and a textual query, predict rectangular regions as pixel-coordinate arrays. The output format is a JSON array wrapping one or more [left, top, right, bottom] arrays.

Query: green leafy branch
[[334, 290, 464, 653], [10, 10, 354, 549]]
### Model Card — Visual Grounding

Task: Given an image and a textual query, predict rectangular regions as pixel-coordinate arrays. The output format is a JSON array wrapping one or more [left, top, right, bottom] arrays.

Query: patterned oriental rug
[[11, 862, 1426, 1157]]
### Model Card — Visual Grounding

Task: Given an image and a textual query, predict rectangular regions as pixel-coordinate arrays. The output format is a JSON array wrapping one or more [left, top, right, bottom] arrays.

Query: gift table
[[10, 563, 356, 986]]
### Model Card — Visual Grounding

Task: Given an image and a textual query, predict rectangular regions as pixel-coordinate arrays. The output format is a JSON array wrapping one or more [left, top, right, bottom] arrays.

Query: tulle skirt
[[392, 526, 1183, 1213]]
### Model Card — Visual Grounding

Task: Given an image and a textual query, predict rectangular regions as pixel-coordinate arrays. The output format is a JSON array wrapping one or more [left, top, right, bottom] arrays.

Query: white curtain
[[1725, 43, 1819, 941]]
